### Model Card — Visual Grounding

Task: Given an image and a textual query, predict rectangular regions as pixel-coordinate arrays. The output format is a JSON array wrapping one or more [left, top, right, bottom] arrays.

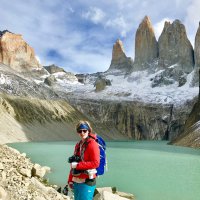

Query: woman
[[68, 121, 100, 200]]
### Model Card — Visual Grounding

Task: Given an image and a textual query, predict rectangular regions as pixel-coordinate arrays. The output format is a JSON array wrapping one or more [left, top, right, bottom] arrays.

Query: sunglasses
[[77, 129, 88, 134]]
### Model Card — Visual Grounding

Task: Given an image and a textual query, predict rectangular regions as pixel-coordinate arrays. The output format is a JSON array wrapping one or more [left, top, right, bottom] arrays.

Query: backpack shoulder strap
[[79, 138, 91, 160], [74, 141, 81, 155]]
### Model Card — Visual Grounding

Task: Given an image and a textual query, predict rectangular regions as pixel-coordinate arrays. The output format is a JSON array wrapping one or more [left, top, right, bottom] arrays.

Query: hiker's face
[[78, 129, 89, 140]]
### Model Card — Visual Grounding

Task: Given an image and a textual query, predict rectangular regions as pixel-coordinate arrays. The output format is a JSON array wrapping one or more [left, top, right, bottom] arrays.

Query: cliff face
[[68, 98, 196, 140], [133, 16, 158, 70], [194, 23, 200, 68], [158, 20, 194, 73], [171, 98, 200, 148], [0, 31, 41, 72], [191, 24, 200, 87]]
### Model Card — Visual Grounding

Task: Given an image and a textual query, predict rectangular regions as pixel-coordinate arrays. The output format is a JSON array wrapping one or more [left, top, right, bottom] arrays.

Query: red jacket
[[68, 134, 100, 183]]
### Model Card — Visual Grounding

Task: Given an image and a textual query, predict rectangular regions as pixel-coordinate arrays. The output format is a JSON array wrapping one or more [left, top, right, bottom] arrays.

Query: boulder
[[19, 168, 32, 178], [116, 191, 135, 199], [95, 187, 113, 194], [95, 78, 111, 92], [44, 75, 57, 86], [75, 73, 88, 84], [102, 191, 129, 200], [31, 164, 47, 178], [94, 190, 132, 200]]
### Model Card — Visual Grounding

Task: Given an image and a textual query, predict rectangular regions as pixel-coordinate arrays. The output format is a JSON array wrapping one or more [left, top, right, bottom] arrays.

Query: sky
[[0, 0, 200, 74]]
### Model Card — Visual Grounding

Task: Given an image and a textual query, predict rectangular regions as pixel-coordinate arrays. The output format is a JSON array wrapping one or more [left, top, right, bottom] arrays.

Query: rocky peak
[[134, 16, 158, 69], [0, 30, 12, 37], [44, 64, 65, 74], [110, 39, 126, 64], [194, 22, 200, 68], [163, 21, 171, 30], [108, 39, 133, 72], [158, 19, 194, 73], [0, 31, 41, 72], [190, 22, 200, 87]]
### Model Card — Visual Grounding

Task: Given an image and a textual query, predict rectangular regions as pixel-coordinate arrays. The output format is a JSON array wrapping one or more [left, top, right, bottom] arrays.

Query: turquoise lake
[[8, 141, 200, 200]]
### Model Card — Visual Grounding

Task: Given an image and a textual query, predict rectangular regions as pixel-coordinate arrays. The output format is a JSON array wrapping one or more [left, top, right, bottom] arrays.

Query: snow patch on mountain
[[45, 69, 198, 106]]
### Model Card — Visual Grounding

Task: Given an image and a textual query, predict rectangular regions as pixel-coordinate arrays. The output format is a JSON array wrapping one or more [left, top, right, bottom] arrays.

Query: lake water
[[8, 141, 200, 200]]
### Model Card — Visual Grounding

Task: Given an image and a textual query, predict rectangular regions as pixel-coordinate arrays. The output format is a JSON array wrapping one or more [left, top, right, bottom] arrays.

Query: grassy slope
[[0, 94, 128, 144]]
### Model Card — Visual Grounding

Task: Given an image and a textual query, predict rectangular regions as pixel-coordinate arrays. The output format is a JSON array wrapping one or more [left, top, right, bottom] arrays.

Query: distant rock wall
[[68, 98, 197, 140], [0, 31, 41, 72]]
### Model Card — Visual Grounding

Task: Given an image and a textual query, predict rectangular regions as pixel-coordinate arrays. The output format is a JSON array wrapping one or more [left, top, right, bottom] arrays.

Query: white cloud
[[185, 0, 200, 27], [154, 18, 173, 40], [105, 16, 128, 37], [184, 0, 200, 46], [82, 7, 106, 24]]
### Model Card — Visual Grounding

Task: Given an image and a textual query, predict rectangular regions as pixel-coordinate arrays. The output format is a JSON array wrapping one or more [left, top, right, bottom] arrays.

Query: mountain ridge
[[108, 16, 196, 77]]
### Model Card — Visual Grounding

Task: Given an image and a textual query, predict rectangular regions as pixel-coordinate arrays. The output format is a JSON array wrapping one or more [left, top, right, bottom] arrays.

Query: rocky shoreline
[[0, 144, 135, 200], [0, 144, 69, 200]]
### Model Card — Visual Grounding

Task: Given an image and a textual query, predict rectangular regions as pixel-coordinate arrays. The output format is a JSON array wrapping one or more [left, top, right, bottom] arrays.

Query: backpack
[[77, 133, 107, 176], [95, 134, 107, 176]]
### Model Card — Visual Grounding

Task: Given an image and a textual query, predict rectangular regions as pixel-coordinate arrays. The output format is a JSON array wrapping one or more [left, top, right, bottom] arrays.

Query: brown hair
[[76, 120, 92, 133]]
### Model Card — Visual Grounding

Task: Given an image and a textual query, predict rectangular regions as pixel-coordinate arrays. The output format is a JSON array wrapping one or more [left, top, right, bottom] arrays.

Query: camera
[[68, 155, 84, 176], [68, 155, 81, 163]]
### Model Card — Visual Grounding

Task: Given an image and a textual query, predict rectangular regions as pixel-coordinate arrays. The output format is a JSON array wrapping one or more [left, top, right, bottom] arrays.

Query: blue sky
[[0, 0, 200, 73]]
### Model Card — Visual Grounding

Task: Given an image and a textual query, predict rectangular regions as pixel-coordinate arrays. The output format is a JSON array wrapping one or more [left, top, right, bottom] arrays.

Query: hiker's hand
[[71, 162, 78, 169], [87, 169, 97, 179], [68, 182, 74, 189]]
